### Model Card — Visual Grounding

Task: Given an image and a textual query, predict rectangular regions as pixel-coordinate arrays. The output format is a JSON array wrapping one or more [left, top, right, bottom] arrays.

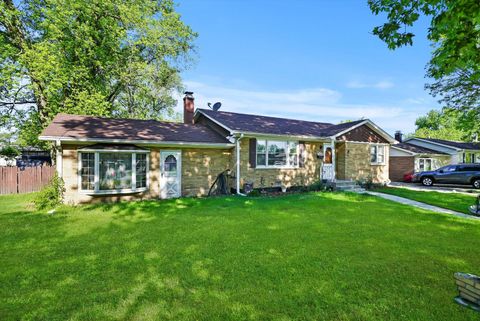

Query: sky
[[174, 0, 439, 135]]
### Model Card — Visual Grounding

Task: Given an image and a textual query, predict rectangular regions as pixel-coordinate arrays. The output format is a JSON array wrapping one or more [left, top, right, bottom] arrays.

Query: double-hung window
[[256, 140, 298, 168], [79, 149, 149, 194], [418, 158, 433, 171], [463, 152, 477, 163], [370, 144, 385, 164]]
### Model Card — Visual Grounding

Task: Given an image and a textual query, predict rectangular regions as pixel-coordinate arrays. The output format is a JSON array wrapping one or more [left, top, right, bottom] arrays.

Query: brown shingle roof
[[197, 109, 366, 138], [40, 113, 231, 144], [393, 143, 448, 155], [413, 138, 480, 151]]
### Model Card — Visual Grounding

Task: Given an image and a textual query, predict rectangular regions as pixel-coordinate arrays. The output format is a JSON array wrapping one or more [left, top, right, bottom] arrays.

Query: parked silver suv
[[412, 164, 480, 189]]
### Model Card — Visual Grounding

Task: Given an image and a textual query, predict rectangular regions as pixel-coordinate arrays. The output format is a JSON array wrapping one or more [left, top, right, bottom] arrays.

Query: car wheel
[[421, 177, 433, 186], [473, 179, 480, 189]]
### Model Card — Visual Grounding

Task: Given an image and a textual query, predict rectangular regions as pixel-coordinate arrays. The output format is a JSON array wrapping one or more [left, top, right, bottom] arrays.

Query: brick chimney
[[183, 91, 194, 124], [395, 130, 403, 143]]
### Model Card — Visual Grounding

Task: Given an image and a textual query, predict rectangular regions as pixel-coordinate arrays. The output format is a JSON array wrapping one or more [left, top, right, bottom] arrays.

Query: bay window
[[136, 153, 147, 188], [370, 144, 385, 164], [79, 149, 149, 194], [256, 140, 299, 168], [80, 153, 95, 190]]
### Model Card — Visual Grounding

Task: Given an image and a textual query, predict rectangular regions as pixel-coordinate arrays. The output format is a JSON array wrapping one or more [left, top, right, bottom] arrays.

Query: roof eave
[[230, 131, 331, 142], [332, 119, 396, 143], [405, 137, 463, 151], [38, 136, 234, 149], [194, 109, 234, 135], [390, 145, 416, 155]]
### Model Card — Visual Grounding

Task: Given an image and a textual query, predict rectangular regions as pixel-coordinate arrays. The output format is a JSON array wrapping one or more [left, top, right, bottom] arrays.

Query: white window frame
[[256, 140, 299, 169], [463, 151, 477, 164], [78, 150, 150, 195], [370, 144, 386, 165], [417, 158, 433, 172]]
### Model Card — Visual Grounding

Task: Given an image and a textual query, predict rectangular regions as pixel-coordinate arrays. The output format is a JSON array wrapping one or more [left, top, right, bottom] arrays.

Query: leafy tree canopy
[[369, 0, 480, 135], [0, 0, 196, 147], [413, 109, 470, 141], [0, 145, 20, 159]]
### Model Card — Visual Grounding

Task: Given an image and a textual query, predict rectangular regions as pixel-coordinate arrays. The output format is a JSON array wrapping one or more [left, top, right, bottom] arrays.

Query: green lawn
[[375, 187, 477, 215], [1, 192, 480, 321]]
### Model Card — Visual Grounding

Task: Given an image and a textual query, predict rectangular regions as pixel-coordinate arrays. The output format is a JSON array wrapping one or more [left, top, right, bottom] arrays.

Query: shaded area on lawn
[[375, 187, 477, 215], [1, 192, 480, 321]]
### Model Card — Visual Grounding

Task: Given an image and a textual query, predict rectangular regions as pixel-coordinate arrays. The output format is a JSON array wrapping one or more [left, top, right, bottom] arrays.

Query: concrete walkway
[[366, 191, 480, 221]]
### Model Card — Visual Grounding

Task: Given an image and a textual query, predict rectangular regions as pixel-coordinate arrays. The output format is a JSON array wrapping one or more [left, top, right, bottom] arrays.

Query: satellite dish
[[207, 102, 222, 111]]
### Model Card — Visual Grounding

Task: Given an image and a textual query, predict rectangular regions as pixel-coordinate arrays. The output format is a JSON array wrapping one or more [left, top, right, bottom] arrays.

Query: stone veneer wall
[[338, 141, 390, 183], [335, 143, 347, 180], [237, 139, 322, 189], [182, 149, 232, 197], [61, 145, 231, 204]]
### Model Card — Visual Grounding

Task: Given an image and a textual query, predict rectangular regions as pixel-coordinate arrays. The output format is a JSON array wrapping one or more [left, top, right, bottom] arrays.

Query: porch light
[[317, 151, 324, 160]]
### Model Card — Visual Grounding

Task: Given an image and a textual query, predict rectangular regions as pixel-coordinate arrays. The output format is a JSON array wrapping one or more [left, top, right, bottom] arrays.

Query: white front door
[[321, 144, 334, 181], [160, 151, 182, 199]]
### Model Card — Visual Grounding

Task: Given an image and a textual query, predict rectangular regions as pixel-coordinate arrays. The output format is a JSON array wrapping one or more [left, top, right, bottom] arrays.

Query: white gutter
[[38, 136, 234, 149], [404, 137, 462, 151], [231, 131, 331, 142], [235, 133, 246, 196]]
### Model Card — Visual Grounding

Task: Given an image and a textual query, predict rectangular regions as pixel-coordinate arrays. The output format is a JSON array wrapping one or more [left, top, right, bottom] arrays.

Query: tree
[[0, 0, 196, 146], [0, 145, 20, 159], [414, 109, 468, 141], [368, 0, 480, 135]]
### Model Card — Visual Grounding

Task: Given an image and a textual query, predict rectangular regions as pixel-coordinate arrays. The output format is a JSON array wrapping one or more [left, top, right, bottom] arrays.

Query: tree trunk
[[3, 0, 49, 126]]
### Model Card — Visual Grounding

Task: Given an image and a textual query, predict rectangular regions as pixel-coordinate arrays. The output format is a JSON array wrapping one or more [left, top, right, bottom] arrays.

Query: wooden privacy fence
[[0, 166, 55, 195]]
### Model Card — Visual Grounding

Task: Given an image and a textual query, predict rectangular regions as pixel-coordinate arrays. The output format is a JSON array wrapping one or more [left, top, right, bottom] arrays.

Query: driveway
[[389, 182, 478, 195]]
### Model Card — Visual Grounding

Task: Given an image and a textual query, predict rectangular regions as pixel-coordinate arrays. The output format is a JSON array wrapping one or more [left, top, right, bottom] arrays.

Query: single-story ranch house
[[39, 92, 395, 204], [389, 133, 480, 181]]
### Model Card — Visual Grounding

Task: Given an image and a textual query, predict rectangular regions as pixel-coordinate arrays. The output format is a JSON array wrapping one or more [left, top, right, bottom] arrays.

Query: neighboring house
[[39, 92, 395, 204], [389, 133, 480, 181], [17, 147, 52, 167], [0, 146, 51, 167]]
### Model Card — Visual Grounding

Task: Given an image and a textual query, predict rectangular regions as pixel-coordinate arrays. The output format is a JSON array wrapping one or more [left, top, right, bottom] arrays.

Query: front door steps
[[334, 180, 365, 193]]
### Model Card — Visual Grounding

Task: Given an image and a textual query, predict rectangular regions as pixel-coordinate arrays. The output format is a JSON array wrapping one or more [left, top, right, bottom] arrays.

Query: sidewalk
[[366, 191, 480, 221]]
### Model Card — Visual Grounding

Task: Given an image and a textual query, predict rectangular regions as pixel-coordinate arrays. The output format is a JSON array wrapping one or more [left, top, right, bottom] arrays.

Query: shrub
[[247, 189, 262, 197], [308, 180, 329, 192], [357, 176, 385, 190], [34, 173, 65, 210], [0, 145, 20, 159]]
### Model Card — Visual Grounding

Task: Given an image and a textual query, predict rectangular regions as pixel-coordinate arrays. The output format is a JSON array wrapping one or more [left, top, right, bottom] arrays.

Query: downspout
[[235, 133, 246, 196], [55, 139, 63, 179]]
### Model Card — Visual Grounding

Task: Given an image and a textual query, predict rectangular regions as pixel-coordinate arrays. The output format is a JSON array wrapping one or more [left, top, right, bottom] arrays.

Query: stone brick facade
[[61, 144, 231, 204], [335, 141, 389, 183], [60, 138, 390, 204], [182, 149, 232, 197]]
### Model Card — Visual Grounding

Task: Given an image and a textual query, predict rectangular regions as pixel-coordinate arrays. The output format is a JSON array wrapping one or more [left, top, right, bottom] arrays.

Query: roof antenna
[[207, 102, 222, 111]]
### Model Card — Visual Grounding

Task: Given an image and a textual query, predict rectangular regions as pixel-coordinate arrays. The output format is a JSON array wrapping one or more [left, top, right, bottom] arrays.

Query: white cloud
[[176, 81, 427, 135], [346, 80, 394, 89]]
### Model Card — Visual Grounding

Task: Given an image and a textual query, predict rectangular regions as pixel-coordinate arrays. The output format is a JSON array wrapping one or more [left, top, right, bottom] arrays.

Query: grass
[[1, 192, 480, 321], [375, 187, 477, 215]]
